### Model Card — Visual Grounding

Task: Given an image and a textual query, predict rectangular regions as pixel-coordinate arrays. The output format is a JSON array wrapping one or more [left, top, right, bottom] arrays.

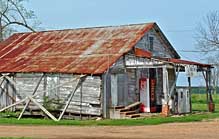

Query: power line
[[178, 50, 219, 52], [166, 29, 194, 33]]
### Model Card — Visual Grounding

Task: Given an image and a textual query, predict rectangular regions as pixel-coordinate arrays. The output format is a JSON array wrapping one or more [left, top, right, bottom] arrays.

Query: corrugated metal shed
[[0, 23, 157, 74]]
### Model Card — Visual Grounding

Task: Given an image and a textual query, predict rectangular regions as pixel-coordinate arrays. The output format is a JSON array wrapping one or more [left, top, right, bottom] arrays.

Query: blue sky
[[24, 0, 219, 86]]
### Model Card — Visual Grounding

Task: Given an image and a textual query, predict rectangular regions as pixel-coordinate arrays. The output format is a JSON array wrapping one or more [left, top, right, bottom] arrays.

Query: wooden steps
[[120, 102, 141, 112], [120, 110, 136, 115], [110, 105, 125, 110], [110, 102, 142, 119], [127, 113, 141, 118], [125, 102, 141, 109]]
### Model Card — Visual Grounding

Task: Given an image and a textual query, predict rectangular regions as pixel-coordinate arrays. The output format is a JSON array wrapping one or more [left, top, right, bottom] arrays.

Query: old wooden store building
[[0, 23, 214, 120]]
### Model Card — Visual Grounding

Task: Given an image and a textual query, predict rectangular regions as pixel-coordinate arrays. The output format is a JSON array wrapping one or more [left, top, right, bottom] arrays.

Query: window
[[149, 36, 154, 52], [181, 92, 183, 99]]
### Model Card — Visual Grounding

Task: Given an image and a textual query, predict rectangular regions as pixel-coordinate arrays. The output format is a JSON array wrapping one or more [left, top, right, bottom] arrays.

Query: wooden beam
[[205, 70, 209, 106], [0, 76, 5, 86], [80, 82, 83, 120], [0, 85, 16, 102], [102, 73, 111, 119], [18, 74, 45, 120], [58, 75, 85, 121], [169, 68, 179, 98], [0, 97, 28, 112], [207, 68, 214, 112], [28, 96, 58, 121], [3, 75, 23, 100], [208, 68, 213, 103], [162, 67, 168, 104], [188, 77, 192, 113], [162, 66, 170, 116]]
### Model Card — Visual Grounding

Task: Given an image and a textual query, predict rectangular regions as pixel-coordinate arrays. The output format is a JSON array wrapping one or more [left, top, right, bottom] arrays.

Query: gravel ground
[[0, 121, 219, 139]]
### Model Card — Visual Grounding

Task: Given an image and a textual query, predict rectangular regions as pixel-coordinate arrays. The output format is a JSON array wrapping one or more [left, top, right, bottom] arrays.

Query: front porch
[[109, 54, 214, 119]]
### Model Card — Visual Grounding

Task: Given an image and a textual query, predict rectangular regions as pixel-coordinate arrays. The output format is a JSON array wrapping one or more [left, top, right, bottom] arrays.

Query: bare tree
[[206, 56, 219, 94], [196, 11, 219, 51], [196, 11, 219, 93], [0, 0, 40, 41]]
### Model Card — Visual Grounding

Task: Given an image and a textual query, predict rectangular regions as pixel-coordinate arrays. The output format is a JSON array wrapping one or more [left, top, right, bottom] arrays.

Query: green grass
[[0, 138, 33, 139], [192, 93, 219, 112], [192, 94, 219, 104], [0, 112, 218, 126], [0, 93, 218, 126]]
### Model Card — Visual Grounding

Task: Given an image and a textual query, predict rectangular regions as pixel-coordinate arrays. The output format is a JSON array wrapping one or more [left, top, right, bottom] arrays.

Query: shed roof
[[163, 58, 212, 67], [0, 23, 179, 74]]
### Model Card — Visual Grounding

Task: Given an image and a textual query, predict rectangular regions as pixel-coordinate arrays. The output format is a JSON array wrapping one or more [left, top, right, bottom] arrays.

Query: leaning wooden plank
[[18, 74, 45, 120], [169, 68, 179, 99], [0, 97, 28, 112], [58, 77, 83, 121], [110, 106, 125, 110], [28, 96, 58, 122], [125, 102, 141, 109], [0, 74, 9, 82], [0, 76, 5, 86], [0, 85, 16, 102], [4, 75, 23, 99]]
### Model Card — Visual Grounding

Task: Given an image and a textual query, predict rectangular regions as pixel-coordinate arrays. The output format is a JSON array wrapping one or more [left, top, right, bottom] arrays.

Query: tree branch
[[0, 0, 10, 19], [0, 11, 11, 23], [2, 21, 35, 32], [9, 0, 27, 25]]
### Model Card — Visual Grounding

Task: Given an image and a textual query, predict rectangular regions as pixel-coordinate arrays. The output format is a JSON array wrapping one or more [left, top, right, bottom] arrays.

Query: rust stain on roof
[[161, 58, 211, 67], [0, 23, 155, 74], [134, 48, 152, 58]]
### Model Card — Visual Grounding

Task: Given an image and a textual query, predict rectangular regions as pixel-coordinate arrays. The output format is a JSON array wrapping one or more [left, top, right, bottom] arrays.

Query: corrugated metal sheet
[[0, 23, 155, 74], [134, 48, 152, 58], [162, 58, 211, 67]]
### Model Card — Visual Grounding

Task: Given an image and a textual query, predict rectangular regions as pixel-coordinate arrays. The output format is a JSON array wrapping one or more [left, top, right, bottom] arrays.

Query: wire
[[177, 50, 219, 52], [166, 29, 194, 33]]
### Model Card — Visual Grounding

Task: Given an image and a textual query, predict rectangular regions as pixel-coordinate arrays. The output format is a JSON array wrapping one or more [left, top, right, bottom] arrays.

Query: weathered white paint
[[135, 29, 174, 58], [13, 73, 102, 116], [125, 55, 163, 67], [111, 75, 118, 106]]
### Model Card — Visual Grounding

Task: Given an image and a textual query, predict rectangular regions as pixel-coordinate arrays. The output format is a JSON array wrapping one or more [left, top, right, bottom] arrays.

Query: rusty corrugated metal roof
[[134, 48, 152, 58], [161, 58, 211, 67], [0, 23, 155, 74]]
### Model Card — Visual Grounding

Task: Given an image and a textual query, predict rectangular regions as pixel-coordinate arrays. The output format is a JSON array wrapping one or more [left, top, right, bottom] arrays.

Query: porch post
[[162, 66, 169, 116], [102, 73, 111, 119], [207, 68, 215, 112], [188, 77, 192, 113]]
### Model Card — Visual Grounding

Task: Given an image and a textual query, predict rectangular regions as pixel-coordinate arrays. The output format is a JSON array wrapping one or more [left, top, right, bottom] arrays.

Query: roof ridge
[[14, 22, 156, 35]]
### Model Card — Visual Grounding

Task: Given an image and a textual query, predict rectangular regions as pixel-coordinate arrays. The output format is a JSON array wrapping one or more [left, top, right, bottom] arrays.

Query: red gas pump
[[139, 77, 157, 113], [149, 78, 156, 112]]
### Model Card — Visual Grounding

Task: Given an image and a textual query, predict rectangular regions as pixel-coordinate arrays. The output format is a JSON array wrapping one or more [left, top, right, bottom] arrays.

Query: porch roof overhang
[[132, 48, 212, 69], [126, 54, 212, 70], [159, 58, 212, 68]]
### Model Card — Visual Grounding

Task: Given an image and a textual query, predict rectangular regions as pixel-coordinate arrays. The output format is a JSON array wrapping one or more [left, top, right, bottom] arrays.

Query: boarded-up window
[[149, 36, 154, 52]]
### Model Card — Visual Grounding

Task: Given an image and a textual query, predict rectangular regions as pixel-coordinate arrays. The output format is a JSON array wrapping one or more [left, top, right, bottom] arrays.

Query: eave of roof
[[161, 58, 212, 67]]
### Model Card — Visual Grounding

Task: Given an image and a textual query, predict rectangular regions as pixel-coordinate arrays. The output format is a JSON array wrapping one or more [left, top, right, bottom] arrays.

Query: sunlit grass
[[0, 93, 218, 126], [0, 112, 218, 126]]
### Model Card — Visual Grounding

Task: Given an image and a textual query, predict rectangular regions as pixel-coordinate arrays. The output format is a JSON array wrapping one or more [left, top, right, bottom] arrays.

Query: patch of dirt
[[0, 121, 219, 139]]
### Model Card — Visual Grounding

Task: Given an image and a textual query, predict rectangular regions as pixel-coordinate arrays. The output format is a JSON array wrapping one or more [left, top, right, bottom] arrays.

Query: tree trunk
[[0, 20, 3, 42], [0, 30, 3, 42]]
